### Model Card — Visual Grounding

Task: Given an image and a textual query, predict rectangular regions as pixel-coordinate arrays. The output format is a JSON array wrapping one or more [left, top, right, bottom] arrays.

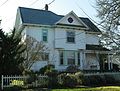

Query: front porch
[[56, 45, 113, 71]]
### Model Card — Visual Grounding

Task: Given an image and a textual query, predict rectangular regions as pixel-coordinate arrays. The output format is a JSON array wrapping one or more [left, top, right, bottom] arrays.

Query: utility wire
[[75, 1, 120, 36], [42, 0, 55, 10], [48, 0, 55, 5], [0, 0, 9, 7], [29, 0, 40, 6]]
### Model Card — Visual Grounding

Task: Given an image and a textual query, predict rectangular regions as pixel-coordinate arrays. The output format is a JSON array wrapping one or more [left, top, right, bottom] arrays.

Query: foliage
[[23, 70, 37, 84], [83, 75, 106, 86], [58, 73, 78, 87], [38, 64, 55, 74], [66, 65, 79, 73], [3, 86, 22, 91], [45, 68, 58, 88], [104, 74, 120, 85], [37, 64, 58, 88], [0, 29, 25, 75], [83, 73, 120, 86], [75, 72, 84, 85]]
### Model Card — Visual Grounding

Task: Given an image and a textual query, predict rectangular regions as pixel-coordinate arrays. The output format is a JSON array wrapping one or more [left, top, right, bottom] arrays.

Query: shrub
[[22, 70, 37, 84], [58, 73, 78, 87], [4, 86, 22, 91], [39, 64, 55, 74], [66, 65, 79, 73], [83, 75, 106, 86], [45, 70, 58, 88], [104, 74, 120, 85], [75, 72, 84, 85]]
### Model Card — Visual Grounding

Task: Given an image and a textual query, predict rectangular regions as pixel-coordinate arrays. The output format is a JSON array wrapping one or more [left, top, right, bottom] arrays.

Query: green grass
[[52, 86, 120, 91], [4, 86, 120, 91]]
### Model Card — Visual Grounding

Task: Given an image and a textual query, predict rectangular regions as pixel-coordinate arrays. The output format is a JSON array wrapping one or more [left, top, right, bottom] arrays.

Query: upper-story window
[[42, 29, 48, 42], [67, 31, 75, 43]]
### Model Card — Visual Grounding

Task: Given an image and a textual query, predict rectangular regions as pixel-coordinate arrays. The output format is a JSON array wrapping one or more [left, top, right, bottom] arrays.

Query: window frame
[[41, 52, 49, 61], [66, 31, 75, 43], [42, 29, 48, 42], [67, 51, 75, 65]]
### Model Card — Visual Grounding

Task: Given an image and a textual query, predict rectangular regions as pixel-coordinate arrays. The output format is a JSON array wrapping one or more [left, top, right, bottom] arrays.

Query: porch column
[[82, 50, 86, 70], [75, 51, 78, 65], [80, 50, 83, 70], [96, 52, 100, 70], [108, 54, 111, 70], [111, 55, 113, 69], [64, 51, 67, 65]]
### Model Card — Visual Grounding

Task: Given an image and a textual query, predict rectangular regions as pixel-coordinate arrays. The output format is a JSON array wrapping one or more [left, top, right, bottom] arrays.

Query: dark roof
[[80, 18, 101, 32], [86, 44, 110, 51], [19, 7, 101, 32], [19, 7, 63, 25]]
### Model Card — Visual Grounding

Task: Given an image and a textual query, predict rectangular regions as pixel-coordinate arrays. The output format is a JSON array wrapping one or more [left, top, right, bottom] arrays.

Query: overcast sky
[[0, 0, 98, 32]]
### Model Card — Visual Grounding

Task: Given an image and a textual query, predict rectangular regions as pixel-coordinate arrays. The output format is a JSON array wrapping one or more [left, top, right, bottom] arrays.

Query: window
[[41, 53, 49, 61], [59, 51, 64, 65], [68, 17, 73, 23], [67, 31, 75, 43], [67, 51, 75, 65], [42, 29, 48, 42], [78, 52, 80, 65], [31, 52, 49, 61]]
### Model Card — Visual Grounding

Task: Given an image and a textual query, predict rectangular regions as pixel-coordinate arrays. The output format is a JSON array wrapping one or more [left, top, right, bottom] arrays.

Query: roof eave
[[85, 31, 102, 34], [22, 23, 53, 28]]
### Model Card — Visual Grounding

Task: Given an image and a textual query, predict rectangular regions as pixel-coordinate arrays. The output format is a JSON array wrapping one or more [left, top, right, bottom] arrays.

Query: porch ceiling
[[86, 44, 110, 51]]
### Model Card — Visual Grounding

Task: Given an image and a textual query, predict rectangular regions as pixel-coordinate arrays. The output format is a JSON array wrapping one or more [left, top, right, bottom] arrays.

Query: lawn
[[52, 86, 120, 91], [4, 86, 120, 91]]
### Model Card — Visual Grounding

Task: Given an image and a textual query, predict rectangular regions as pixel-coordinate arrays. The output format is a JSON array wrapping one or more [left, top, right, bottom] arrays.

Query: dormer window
[[67, 17, 73, 23], [67, 31, 75, 43]]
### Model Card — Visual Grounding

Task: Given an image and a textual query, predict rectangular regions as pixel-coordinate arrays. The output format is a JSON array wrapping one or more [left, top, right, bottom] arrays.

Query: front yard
[[5, 86, 120, 91], [53, 86, 120, 91]]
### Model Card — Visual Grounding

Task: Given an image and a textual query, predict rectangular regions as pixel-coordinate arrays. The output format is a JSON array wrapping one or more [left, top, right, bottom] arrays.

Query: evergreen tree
[[0, 29, 25, 75]]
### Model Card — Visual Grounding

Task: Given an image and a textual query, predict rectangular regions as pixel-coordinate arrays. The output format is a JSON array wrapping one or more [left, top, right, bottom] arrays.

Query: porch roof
[[86, 44, 110, 51]]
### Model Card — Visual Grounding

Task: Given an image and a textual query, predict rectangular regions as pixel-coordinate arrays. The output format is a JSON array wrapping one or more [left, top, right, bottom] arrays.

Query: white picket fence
[[1, 75, 48, 90]]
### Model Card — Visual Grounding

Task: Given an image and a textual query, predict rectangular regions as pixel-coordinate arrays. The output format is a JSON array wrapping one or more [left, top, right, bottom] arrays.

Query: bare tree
[[96, 0, 120, 49], [23, 35, 48, 70]]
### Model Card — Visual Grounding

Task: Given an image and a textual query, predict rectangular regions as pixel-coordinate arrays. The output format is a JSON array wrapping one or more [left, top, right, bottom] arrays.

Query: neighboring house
[[14, 7, 112, 71]]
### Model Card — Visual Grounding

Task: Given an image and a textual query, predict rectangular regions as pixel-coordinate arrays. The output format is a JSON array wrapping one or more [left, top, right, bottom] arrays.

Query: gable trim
[[55, 11, 89, 30]]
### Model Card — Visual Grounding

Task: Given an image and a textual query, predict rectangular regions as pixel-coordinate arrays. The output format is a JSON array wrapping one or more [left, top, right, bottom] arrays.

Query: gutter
[[22, 23, 89, 30]]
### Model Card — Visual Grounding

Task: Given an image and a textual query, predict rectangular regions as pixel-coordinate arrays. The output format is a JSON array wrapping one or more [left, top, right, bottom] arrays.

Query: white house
[[14, 7, 112, 71]]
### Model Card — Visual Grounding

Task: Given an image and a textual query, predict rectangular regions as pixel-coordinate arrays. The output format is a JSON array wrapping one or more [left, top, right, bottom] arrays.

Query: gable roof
[[80, 18, 100, 32], [19, 7, 101, 33], [19, 7, 63, 25]]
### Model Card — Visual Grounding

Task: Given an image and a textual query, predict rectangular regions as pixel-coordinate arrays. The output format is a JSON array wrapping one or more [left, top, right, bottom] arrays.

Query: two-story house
[[14, 7, 112, 71]]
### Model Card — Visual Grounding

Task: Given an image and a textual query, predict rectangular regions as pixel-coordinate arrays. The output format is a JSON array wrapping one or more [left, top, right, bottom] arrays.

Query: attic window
[[68, 17, 73, 23]]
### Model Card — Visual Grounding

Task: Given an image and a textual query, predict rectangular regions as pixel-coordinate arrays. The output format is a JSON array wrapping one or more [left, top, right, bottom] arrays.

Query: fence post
[[1, 75, 3, 90]]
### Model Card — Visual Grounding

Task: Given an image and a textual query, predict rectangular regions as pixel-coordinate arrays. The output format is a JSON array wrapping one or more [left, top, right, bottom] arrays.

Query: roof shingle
[[19, 7, 101, 32]]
